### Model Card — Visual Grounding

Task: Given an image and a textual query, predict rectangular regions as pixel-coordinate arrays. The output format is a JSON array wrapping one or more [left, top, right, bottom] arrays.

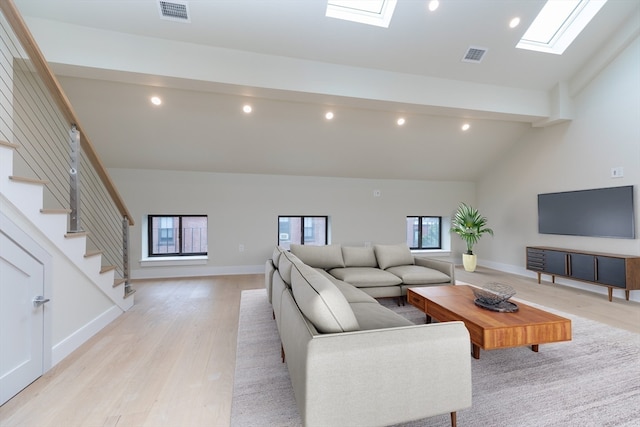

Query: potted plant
[[450, 203, 494, 272]]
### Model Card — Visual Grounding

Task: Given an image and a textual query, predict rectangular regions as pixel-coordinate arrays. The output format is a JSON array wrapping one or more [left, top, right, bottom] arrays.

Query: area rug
[[231, 288, 640, 427]]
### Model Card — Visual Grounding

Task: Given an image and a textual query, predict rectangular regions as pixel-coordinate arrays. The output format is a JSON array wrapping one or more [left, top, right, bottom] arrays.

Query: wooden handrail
[[0, 0, 134, 226]]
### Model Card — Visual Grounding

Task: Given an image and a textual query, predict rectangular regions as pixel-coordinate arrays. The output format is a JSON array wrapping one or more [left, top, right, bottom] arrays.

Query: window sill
[[411, 249, 451, 256], [140, 256, 208, 268]]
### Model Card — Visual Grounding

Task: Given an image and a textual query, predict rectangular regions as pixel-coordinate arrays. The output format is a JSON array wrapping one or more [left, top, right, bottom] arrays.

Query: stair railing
[[0, 0, 134, 297]]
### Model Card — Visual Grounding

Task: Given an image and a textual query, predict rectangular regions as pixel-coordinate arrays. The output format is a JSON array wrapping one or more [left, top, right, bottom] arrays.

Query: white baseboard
[[52, 305, 123, 366], [130, 264, 264, 280]]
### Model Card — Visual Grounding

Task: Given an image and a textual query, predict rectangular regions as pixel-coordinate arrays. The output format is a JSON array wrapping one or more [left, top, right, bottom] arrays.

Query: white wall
[[109, 169, 475, 279], [477, 35, 640, 302]]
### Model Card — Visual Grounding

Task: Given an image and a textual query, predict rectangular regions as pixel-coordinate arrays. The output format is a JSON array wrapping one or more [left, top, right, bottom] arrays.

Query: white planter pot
[[462, 253, 477, 272]]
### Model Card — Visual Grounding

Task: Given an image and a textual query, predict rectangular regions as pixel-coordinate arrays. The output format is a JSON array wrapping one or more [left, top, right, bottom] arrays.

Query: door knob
[[33, 295, 50, 308]]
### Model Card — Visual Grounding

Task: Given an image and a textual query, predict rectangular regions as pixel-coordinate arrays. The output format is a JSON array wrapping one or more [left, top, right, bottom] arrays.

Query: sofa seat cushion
[[349, 302, 414, 330], [374, 243, 415, 269], [290, 244, 345, 270], [315, 269, 377, 303], [328, 267, 402, 288], [291, 262, 360, 333], [386, 265, 452, 285]]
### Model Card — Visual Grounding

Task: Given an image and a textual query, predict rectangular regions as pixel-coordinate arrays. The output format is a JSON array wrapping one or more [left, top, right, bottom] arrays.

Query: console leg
[[531, 344, 539, 352], [625, 290, 630, 301], [281, 344, 285, 363], [450, 411, 457, 427], [608, 287, 613, 302]]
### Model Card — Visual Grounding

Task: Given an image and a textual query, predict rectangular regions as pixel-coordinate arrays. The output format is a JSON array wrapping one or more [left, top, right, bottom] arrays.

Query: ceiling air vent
[[462, 46, 488, 63], [158, 0, 190, 23]]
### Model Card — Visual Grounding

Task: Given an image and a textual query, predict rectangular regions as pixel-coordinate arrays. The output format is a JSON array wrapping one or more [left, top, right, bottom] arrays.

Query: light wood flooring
[[1, 267, 638, 426]]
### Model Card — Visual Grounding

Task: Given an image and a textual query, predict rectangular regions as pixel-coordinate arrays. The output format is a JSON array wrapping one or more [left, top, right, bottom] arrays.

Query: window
[[148, 215, 208, 256], [406, 216, 441, 250], [516, 0, 607, 55], [278, 216, 328, 249]]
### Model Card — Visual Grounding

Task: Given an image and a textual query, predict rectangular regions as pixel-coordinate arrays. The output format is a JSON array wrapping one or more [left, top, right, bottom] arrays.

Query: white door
[[0, 231, 46, 405]]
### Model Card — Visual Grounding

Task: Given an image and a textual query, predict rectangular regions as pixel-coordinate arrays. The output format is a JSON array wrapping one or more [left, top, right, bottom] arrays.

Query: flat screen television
[[538, 185, 635, 239]]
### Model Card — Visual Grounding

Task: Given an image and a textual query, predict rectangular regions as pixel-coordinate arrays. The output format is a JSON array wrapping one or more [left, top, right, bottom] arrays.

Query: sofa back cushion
[[291, 262, 360, 333], [342, 246, 378, 268], [290, 244, 345, 270], [374, 243, 415, 269], [278, 250, 301, 286], [272, 246, 284, 270]]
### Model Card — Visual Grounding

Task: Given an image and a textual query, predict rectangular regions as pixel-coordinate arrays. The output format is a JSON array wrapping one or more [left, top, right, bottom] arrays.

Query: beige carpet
[[231, 288, 640, 427]]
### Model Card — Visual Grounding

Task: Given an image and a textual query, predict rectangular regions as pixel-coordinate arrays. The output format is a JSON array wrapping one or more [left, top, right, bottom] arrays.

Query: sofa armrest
[[303, 322, 472, 426], [414, 256, 455, 284]]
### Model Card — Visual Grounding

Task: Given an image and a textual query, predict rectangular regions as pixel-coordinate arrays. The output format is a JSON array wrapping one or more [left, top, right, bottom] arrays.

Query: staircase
[[0, 140, 134, 311]]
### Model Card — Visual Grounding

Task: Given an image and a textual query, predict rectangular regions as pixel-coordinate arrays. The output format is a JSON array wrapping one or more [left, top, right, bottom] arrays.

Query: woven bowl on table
[[472, 283, 516, 305]]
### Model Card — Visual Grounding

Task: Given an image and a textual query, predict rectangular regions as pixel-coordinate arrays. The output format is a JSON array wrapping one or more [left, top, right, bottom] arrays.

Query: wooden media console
[[526, 246, 640, 302]]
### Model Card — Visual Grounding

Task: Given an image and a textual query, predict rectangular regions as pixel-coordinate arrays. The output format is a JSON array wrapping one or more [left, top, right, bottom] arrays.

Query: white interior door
[[0, 231, 46, 405]]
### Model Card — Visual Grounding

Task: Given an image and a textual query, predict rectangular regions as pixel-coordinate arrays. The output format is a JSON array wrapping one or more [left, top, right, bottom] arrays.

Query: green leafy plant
[[450, 203, 494, 255]]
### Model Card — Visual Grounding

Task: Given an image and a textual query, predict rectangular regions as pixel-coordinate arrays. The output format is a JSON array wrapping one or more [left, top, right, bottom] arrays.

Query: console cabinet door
[[545, 250, 567, 276], [595, 256, 626, 288], [570, 253, 595, 282]]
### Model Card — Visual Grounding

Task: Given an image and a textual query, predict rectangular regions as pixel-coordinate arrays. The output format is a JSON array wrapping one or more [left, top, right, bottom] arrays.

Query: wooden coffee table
[[407, 285, 572, 359]]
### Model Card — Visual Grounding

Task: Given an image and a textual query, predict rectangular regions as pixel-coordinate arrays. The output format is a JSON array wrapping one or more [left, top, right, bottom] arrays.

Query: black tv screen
[[538, 185, 635, 239]]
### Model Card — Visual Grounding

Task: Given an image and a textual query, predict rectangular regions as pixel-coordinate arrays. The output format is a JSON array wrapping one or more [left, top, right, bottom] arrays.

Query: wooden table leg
[[608, 287, 613, 302], [472, 343, 480, 359], [426, 314, 432, 324], [451, 411, 457, 427], [531, 344, 539, 352]]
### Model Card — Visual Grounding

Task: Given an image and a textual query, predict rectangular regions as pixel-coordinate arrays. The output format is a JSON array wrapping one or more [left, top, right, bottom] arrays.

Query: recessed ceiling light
[[461, 123, 470, 131], [428, 0, 439, 12], [325, 111, 334, 120], [509, 17, 521, 28], [150, 96, 162, 106], [397, 118, 406, 126], [243, 105, 252, 113]]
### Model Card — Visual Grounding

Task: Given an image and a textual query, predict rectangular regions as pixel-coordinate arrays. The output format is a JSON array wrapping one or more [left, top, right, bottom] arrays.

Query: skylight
[[326, 0, 398, 28], [516, 0, 607, 55]]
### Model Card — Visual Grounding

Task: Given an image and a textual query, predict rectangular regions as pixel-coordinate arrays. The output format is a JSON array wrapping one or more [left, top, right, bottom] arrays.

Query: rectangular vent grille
[[462, 46, 487, 63], [158, 0, 190, 22]]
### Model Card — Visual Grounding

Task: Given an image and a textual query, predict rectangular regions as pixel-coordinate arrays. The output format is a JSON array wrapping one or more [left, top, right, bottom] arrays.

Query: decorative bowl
[[472, 283, 516, 305]]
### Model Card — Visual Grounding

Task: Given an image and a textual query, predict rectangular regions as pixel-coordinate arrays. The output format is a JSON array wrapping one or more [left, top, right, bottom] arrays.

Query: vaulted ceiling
[[13, 0, 640, 181]]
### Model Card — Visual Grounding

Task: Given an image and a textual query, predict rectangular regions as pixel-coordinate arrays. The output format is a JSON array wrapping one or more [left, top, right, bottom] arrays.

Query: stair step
[[113, 278, 126, 288], [124, 288, 136, 299], [100, 265, 117, 274], [84, 249, 103, 258], [64, 231, 89, 239], [0, 140, 19, 149], [41, 208, 72, 215], [9, 175, 49, 186]]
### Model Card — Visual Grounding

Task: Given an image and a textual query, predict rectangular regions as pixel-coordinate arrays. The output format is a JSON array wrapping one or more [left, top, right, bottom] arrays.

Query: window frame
[[278, 215, 328, 248], [406, 215, 442, 250], [148, 214, 208, 257]]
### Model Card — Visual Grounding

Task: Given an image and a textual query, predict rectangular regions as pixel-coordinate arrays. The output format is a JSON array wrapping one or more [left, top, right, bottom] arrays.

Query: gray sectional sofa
[[264, 244, 472, 427], [269, 243, 455, 302]]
